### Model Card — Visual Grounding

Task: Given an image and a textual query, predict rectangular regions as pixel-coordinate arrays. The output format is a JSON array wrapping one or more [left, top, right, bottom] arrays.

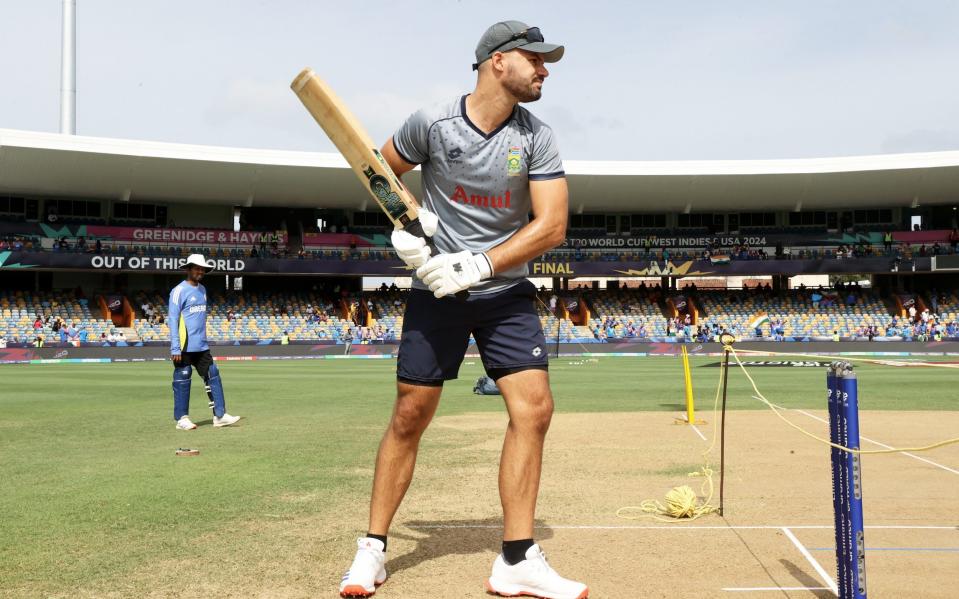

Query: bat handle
[[403, 220, 469, 300]]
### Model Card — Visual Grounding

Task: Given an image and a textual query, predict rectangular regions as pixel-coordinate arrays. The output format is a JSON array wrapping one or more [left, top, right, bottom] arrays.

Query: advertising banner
[[0, 251, 931, 277]]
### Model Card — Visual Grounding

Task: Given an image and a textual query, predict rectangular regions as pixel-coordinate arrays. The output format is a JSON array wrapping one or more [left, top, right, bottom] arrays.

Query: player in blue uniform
[[169, 254, 240, 430]]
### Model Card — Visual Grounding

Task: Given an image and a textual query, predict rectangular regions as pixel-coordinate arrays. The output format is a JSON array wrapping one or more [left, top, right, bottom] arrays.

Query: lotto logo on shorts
[[507, 146, 522, 176], [532, 346, 542, 357]]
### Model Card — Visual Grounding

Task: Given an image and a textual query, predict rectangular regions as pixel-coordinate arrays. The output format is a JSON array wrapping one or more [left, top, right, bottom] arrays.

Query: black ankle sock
[[365, 533, 388, 551], [502, 539, 535, 565]]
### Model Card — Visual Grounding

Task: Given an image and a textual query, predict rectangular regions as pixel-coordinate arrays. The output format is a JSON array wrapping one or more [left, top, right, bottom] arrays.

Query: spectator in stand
[[908, 304, 917, 322], [845, 292, 857, 306], [33, 316, 42, 330], [95, 239, 102, 254], [281, 331, 290, 345], [298, 246, 307, 259], [250, 245, 259, 258], [811, 291, 822, 309], [950, 228, 959, 252], [116, 331, 126, 343], [78, 327, 89, 344], [0, 333, 5, 348]]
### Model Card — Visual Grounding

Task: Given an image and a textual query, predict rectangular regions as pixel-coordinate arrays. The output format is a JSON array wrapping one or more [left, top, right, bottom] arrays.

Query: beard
[[504, 66, 543, 103]]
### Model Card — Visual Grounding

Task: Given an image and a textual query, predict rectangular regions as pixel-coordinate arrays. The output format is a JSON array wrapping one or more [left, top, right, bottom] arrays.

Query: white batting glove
[[390, 209, 438, 269], [416, 251, 493, 298]]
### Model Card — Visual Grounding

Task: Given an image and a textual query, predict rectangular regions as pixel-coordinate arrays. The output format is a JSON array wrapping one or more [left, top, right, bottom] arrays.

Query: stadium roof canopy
[[2, 128, 959, 213]]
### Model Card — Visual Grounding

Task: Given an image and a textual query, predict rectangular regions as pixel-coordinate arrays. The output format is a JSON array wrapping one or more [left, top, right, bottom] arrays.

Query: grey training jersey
[[393, 95, 565, 295]]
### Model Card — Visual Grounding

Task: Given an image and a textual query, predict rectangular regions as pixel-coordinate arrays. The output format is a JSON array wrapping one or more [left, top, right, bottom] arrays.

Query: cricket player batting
[[338, 21, 587, 599]]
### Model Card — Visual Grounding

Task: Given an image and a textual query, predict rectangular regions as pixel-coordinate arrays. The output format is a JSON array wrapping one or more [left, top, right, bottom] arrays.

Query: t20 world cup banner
[[0, 251, 932, 277]]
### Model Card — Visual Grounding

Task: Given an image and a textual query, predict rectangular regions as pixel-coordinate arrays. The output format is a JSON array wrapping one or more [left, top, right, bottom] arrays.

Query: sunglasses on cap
[[473, 27, 544, 71], [490, 26, 544, 52]]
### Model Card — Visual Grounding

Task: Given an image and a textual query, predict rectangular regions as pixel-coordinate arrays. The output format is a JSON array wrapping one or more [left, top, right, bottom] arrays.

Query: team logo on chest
[[507, 146, 522, 176]]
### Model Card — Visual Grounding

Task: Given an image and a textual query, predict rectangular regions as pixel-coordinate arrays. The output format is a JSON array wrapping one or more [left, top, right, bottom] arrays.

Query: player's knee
[[207, 363, 220, 380], [516, 390, 554, 436], [173, 365, 192, 382], [390, 400, 433, 441], [530, 393, 554, 435]]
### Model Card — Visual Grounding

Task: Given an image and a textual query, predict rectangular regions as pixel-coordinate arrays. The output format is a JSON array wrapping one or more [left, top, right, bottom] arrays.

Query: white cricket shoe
[[175, 416, 197, 430], [339, 537, 387, 597], [486, 544, 588, 599], [213, 413, 241, 427]]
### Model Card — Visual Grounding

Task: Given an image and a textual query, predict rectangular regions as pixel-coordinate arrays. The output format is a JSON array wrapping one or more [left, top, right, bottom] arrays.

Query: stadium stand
[[583, 287, 669, 340], [695, 287, 893, 339], [0, 289, 114, 344], [3, 285, 956, 347], [133, 290, 356, 343]]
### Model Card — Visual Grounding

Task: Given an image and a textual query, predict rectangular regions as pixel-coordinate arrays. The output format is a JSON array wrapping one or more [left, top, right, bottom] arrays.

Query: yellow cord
[[725, 345, 959, 455], [617, 344, 959, 522]]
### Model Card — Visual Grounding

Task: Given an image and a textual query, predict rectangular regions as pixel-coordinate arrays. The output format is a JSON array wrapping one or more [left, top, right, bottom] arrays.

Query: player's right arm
[[380, 138, 417, 179], [168, 286, 182, 364], [381, 137, 438, 269]]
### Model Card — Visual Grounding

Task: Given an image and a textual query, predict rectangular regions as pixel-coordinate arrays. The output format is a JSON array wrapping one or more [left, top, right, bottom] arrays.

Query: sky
[[1, 0, 958, 161]]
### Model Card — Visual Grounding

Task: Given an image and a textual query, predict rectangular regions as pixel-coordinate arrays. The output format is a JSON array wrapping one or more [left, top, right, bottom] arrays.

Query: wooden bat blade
[[291, 68, 419, 229], [291, 68, 469, 299]]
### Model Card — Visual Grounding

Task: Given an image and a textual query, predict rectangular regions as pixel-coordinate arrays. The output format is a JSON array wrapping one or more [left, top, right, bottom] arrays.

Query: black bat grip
[[403, 219, 469, 300]]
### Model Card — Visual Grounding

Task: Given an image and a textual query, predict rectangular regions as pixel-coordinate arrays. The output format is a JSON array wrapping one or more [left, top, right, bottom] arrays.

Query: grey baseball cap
[[473, 21, 564, 71]]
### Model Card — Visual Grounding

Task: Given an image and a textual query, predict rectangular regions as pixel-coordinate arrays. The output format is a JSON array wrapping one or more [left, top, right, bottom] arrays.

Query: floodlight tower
[[60, 0, 76, 134]]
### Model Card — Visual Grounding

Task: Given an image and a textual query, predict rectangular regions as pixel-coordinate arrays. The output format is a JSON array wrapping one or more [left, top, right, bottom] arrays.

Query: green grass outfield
[[0, 356, 954, 596]]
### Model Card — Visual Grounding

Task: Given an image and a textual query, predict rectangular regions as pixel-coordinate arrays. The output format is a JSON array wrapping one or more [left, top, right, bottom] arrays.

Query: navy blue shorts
[[397, 280, 548, 385]]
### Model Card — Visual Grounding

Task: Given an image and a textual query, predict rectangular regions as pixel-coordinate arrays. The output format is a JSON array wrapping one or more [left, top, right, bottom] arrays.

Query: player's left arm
[[486, 177, 568, 274]]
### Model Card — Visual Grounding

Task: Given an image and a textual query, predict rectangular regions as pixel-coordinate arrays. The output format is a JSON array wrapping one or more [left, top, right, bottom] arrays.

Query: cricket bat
[[290, 68, 467, 297]]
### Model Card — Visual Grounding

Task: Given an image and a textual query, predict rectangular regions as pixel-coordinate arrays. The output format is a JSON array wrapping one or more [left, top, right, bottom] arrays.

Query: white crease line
[[723, 587, 830, 592], [691, 423, 707, 441], [782, 526, 838, 596], [795, 409, 959, 476], [415, 524, 957, 531]]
